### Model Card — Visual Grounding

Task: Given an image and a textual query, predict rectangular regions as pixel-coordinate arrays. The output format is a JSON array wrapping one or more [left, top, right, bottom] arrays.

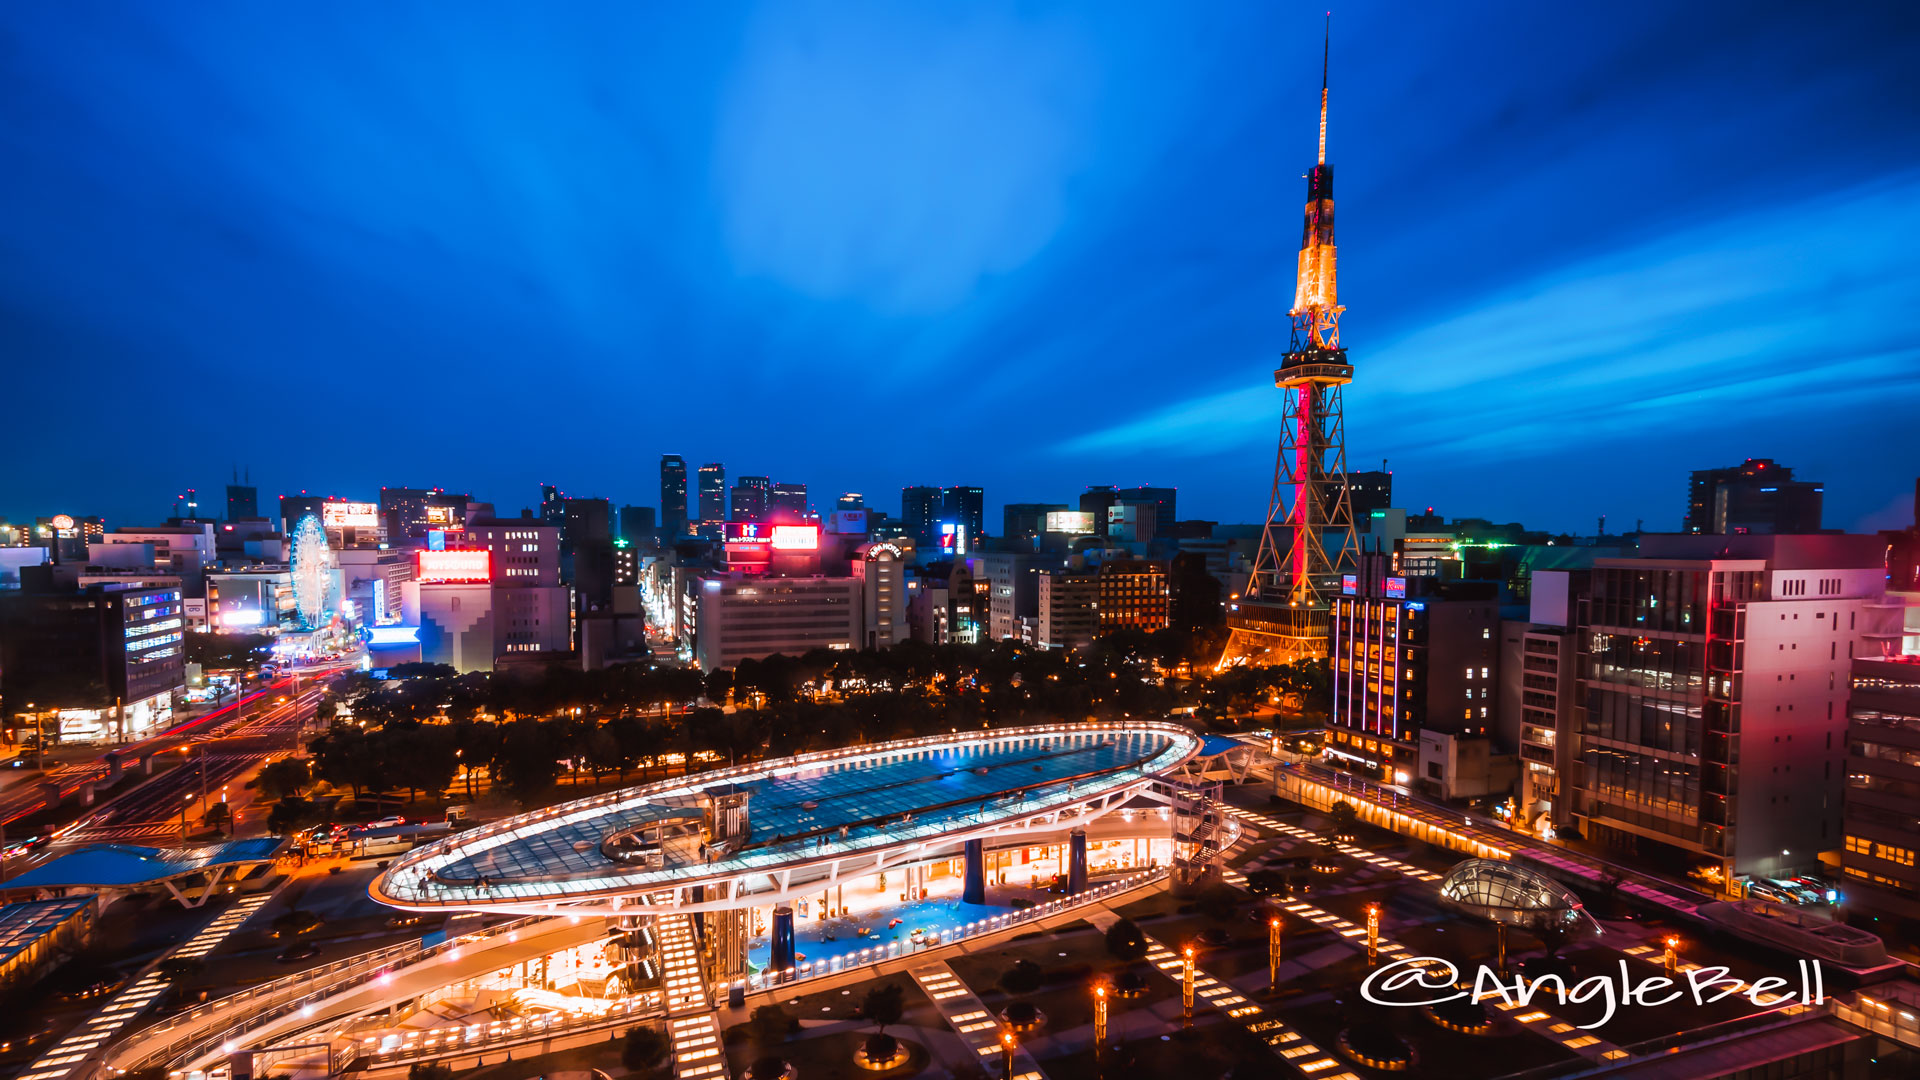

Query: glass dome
[[1438, 857, 1591, 930]]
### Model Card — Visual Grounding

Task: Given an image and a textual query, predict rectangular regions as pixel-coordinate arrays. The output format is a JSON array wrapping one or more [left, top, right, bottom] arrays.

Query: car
[[1769, 878, 1823, 904], [1745, 880, 1794, 903], [363, 816, 405, 830], [2, 834, 51, 859]]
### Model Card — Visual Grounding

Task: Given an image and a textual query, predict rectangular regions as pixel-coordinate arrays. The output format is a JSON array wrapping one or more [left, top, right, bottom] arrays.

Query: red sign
[[417, 549, 491, 583]]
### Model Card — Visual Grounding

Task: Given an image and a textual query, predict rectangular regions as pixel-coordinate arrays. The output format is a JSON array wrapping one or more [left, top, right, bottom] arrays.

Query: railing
[[104, 915, 549, 1078], [716, 866, 1168, 999], [272, 991, 666, 1077]]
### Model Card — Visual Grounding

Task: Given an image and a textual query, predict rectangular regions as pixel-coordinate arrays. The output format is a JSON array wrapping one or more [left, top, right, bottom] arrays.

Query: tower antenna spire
[[1318, 12, 1330, 165]]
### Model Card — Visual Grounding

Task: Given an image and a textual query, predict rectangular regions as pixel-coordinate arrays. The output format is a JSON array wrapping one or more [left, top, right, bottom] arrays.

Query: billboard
[[771, 524, 819, 551], [1385, 576, 1407, 599], [829, 510, 868, 535], [1341, 574, 1358, 595], [417, 549, 491, 583], [724, 522, 774, 544], [1044, 510, 1095, 535], [424, 504, 463, 528], [322, 501, 380, 529]]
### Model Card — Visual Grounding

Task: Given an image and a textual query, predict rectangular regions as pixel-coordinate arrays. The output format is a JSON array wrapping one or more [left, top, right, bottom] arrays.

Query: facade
[[861, 544, 909, 648], [1327, 561, 1502, 791], [225, 479, 258, 521], [769, 482, 808, 521], [1095, 559, 1170, 636], [1340, 469, 1392, 523], [1003, 503, 1067, 545], [205, 568, 296, 631], [1079, 487, 1118, 540], [470, 519, 560, 587], [1685, 458, 1823, 535], [617, 505, 655, 545], [335, 548, 412, 626], [1115, 486, 1176, 539], [1572, 534, 1899, 881], [1106, 503, 1155, 544], [562, 497, 614, 614], [104, 524, 216, 597], [496, 585, 572, 657], [1037, 567, 1098, 650], [729, 476, 770, 522], [697, 464, 727, 531], [692, 573, 863, 669], [0, 579, 185, 744], [380, 487, 471, 541], [660, 455, 688, 537], [413, 583, 494, 673], [0, 897, 97, 999], [1842, 656, 1920, 918], [971, 552, 1050, 641], [901, 486, 941, 547], [940, 486, 985, 542]]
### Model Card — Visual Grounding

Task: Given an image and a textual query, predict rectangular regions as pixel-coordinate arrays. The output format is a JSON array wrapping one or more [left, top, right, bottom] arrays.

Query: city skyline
[[4, 3, 1918, 533]]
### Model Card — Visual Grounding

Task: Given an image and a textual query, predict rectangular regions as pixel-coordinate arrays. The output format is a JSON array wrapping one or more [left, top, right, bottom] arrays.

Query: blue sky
[[4, 2, 1917, 533]]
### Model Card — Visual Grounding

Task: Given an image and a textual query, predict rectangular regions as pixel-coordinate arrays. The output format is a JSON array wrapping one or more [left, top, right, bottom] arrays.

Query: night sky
[[4, 2, 1917, 534]]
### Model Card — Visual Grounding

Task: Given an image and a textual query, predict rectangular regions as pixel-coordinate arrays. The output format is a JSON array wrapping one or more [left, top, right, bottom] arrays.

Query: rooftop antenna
[[1318, 12, 1331, 165]]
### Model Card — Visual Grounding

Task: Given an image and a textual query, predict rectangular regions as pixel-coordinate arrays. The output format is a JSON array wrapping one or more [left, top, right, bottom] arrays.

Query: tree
[[267, 796, 318, 836], [203, 801, 233, 836], [746, 1004, 795, 1079], [1105, 917, 1148, 963], [157, 956, 206, 984], [254, 758, 312, 801], [1329, 800, 1358, 839], [860, 981, 906, 1061], [998, 959, 1042, 996], [407, 1064, 453, 1080], [621, 1025, 671, 1076], [388, 662, 457, 680], [1244, 868, 1287, 897]]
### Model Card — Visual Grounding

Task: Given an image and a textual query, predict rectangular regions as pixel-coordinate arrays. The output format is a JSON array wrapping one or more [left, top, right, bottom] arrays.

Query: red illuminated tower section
[[1224, 20, 1358, 666]]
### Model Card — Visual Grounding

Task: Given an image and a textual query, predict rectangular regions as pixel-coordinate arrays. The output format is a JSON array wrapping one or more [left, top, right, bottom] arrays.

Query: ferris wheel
[[290, 513, 335, 628]]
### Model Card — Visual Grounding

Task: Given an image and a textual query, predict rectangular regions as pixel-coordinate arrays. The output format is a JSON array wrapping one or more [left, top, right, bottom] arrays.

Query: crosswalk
[[909, 962, 1045, 1080], [16, 892, 273, 1080]]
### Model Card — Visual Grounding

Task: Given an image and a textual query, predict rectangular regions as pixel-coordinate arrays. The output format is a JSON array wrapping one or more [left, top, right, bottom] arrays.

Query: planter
[[1423, 999, 1496, 1036], [1336, 1027, 1415, 1072], [999, 1003, 1047, 1034], [853, 1037, 912, 1071]]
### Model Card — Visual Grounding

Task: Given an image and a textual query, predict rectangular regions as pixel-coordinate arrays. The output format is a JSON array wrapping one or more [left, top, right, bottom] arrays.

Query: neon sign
[[771, 525, 819, 551], [1385, 577, 1407, 599], [417, 549, 491, 583]]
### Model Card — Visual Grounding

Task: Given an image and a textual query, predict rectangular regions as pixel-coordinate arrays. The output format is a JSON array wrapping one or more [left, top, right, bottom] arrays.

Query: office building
[[1037, 567, 1098, 651], [940, 486, 985, 542], [1328, 553, 1505, 796], [562, 497, 615, 614], [1842, 656, 1920, 918], [1080, 487, 1118, 540], [692, 572, 863, 669], [971, 552, 1050, 641], [336, 548, 412, 626], [1003, 503, 1067, 545], [697, 464, 727, 530], [0, 579, 185, 744], [1107, 503, 1156, 544], [1340, 469, 1393, 523], [729, 476, 770, 522], [225, 471, 258, 521], [660, 455, 689, 537], [1115, 486, 1176, 539], [1685, 458, 1824, 535], [470, 517, 561, 587], [1573, 534, 1899, 882], [279, 494, 329, 536], [769, 482, 809, 522], [617, 505, 655, 546], [901, 486, 942, 547], [1095, 559, 1170, 636], [540, 484, 565, 527], [104, 524, 216, 597], [380, 487, 472, 541], [1498, 570, 1585, 838], [837, 493, 866, 512]]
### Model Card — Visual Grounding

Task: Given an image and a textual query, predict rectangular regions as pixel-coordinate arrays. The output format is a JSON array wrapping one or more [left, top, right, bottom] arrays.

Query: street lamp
[[1269, 917, 1284, 987], [1181, 945, 1196, 1018], [1000, 1030, 1016, 1080], [1366, 904, 1381, 965], [181, 791, 196, 842], [1664, 936, 1680, 974]]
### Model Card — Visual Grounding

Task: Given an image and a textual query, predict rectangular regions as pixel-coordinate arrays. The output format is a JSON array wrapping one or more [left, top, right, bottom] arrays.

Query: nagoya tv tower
[[1223, 16, 1359, 667]]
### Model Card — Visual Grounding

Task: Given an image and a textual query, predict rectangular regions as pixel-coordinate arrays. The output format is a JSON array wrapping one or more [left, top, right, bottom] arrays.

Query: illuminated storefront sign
[[417, 549, 491, 583], [427, 530, 446, 551], [1342, 574, 1358, 595], [1385, 576, 1407, 599], [367, 625, 421, 645], [830, 510, 868, 534], [322, 501, 380, 528]]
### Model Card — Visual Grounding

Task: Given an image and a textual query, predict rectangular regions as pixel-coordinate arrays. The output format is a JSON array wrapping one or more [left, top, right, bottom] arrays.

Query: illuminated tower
[[1223, 19, 1358, 666]]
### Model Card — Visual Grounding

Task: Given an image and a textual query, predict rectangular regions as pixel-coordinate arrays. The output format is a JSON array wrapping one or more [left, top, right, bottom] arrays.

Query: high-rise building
[[225, 469, 258, 521], [470, 516, 561, 587], [1341, 470, 1392, 526], [730, 476, 770, 523], [1115, 487, 1176, 539], [861, 543, 908, 649], [692, 572, 864, 669], [660, 456, 689, 537], [1096, 559, 1170, 636], [562, 497, 614, 614], [769, 481, 809, 522], [940, 487, 985, 542], [0, 579, 186, 744], [1572, 534, 1899, 881], [971, 553, 1050, 641], [1842, 655, 1920, 919], [1003, 504, 1068, 545], [540, 484, 565, 527], [902, 486, 942, 546], [1685, 458, 1824, 535], [279, 494, 329, 536], [1079, 487, 1118, 540], [617, 505, 655, 546], [1037, 567, 1098, 651], [1328, 553, 1503, 794], [1225, 28, 1358, 666], [697, 464, 727, 529], [837, 493, 866, 512], [380, 488, 472, 541]]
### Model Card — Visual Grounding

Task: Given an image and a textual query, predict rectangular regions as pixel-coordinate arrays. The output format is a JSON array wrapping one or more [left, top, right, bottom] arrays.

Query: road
[[3, 661, 351, 859]]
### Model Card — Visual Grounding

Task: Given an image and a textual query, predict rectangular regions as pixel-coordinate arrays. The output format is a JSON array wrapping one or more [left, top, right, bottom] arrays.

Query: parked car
[[361, 816, 406, 831], [1745, 880, 1795, 903]]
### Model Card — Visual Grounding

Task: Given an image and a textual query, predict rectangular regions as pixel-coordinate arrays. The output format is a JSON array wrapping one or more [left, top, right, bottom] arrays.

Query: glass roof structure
[[1438, 857, 1591, 930], [374, 722, 1200, 910]]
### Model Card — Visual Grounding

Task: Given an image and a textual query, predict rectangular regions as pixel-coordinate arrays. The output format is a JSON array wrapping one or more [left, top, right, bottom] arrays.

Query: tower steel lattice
[[1223, 18, 1358, 667]]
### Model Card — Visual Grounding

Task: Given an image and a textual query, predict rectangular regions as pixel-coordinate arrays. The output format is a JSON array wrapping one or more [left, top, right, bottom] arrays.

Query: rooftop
[[1, 838, 285, 891]]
